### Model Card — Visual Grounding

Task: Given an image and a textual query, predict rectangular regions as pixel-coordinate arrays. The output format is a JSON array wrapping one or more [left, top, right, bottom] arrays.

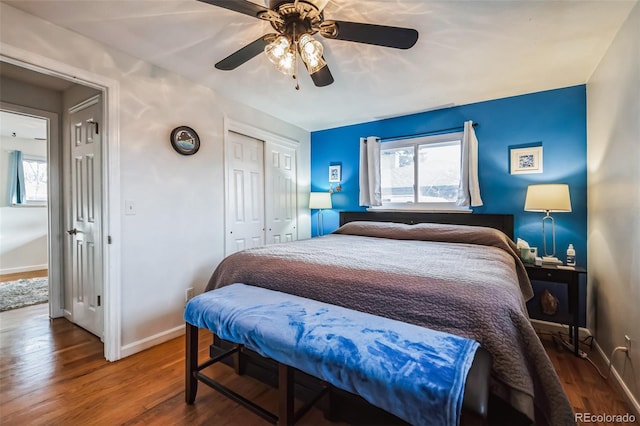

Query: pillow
[[334, 221, 516, 253], [334, 220, 533, 301]]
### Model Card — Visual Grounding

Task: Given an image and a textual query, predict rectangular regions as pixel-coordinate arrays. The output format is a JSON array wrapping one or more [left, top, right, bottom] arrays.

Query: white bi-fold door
[[265, 142, 297, 244], [224, 128, 298, 256], [225, 131, 265, 255]]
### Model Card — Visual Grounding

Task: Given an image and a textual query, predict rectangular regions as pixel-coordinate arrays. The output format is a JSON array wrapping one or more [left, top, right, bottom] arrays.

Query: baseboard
[[120, 325, 184, 358], [593, 340, 640, 419], [530, 319, 592, 340], [0, 264, 48, 275]]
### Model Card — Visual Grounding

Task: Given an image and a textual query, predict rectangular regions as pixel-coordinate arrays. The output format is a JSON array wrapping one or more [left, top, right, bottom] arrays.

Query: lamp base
[[541, 256, 563, 265]]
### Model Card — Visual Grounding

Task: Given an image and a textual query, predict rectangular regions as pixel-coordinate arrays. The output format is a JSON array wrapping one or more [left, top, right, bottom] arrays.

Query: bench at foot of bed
[[184, 283, 492, 426]]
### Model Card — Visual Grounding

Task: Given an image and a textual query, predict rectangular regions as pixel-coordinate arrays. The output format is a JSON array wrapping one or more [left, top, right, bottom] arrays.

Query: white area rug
[[0, 277, 48, 312]]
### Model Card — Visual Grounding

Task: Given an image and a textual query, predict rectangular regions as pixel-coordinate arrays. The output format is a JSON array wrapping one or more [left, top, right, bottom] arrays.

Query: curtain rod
[[379, 122, 478, 142]]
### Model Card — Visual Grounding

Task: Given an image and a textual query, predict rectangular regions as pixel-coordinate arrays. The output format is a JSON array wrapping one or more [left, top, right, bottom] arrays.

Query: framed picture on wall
[[329, 164, 342, 182], [170, 126, 200, 155], [510, 146, 543, 174]]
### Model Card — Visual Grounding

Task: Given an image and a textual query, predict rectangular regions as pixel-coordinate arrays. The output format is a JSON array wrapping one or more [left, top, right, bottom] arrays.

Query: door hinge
[[97, 295, 101, 307], [87, 118, 99, 134], [107, 235, 112, 244]]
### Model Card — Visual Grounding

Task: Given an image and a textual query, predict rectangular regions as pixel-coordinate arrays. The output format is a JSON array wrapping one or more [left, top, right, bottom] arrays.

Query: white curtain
[[457, 121, 483, 207], [359, 136, 382, 207]]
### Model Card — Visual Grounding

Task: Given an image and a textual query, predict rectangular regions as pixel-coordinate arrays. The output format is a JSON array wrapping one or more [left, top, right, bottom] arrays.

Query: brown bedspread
[[205, 221, 575, 425]]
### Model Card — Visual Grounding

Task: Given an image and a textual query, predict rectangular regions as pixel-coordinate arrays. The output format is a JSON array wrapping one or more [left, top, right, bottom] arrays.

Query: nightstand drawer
[[526, 267, 575, 282]]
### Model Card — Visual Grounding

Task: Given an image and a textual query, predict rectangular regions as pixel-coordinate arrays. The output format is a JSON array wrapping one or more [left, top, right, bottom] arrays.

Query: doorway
[[0, 78, 103, 332], [0, 104, 62, 316], [0, 54, 120, 360], [0, 110, 51, 312]]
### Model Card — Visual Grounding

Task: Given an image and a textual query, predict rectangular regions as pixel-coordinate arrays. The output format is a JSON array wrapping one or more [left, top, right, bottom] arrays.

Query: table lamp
[[524, 184, 572, 264], [309, 192, 332, 236]]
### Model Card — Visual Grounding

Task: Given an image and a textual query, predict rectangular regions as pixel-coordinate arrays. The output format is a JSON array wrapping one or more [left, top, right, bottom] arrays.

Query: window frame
[[19, 154, 48, 206], [371, 131, 470, 212]]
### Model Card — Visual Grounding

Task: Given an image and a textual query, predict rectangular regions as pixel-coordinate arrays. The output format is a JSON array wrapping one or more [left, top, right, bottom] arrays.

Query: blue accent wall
[[311, 85, 587, 267]]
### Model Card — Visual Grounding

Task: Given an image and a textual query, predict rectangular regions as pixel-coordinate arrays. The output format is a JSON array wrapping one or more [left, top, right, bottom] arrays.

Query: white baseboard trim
[[0, 264, 48, 275], [530, 319, 593, 340], [593, 340, 640, 418], [119, 325, 185, 359], [531, 320, 639, 417]]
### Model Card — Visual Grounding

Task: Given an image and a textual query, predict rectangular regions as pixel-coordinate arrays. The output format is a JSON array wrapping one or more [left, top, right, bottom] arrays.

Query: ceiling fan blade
[[310, 62, 334, 87], [196, 0, 269, 19], [215, 34, 275, 70], [321, 20, 418, 49]]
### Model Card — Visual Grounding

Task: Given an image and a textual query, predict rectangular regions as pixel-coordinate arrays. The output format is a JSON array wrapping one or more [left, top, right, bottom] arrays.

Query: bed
[[205, 211, 574, 426]]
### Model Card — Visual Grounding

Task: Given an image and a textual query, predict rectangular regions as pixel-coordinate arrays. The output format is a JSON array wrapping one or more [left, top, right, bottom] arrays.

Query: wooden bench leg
[[233, 344, 246, 376], [278, 363, 294, 426], [323, 386, 337, 422], [185, 323, 199, 404]]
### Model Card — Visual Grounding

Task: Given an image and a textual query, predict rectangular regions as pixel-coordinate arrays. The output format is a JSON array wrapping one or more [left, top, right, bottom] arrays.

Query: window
[[379, 132, 464, 210], [22, 156, 48, 204]]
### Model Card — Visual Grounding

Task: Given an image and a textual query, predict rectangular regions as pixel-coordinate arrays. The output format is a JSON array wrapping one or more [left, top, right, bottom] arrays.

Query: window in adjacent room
[[379, 131, 464, 210], [22, 155, 48, 204]]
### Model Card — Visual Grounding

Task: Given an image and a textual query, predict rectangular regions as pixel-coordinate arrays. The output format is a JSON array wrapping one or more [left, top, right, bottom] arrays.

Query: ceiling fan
[[197, 0, 419, 88]]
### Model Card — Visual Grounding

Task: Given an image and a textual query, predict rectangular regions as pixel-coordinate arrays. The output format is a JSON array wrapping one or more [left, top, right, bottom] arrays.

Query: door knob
[[67, 228, 80, 235]]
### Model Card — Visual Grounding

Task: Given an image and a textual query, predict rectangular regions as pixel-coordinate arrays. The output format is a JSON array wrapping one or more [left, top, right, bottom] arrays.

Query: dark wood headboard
[[339, 211, 515, 240]]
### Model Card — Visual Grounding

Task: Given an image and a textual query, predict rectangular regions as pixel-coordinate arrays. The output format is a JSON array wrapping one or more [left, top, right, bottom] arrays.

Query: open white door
[[65, 95, 103, 337]]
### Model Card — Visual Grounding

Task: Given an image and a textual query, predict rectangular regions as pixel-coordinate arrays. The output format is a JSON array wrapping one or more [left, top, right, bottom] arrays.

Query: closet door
[[225, 131, 265, 255], [265, 141, 297, 244]]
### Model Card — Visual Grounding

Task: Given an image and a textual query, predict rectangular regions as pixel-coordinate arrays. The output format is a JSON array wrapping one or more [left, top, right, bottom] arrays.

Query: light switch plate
[[125, 200, 136, 215]]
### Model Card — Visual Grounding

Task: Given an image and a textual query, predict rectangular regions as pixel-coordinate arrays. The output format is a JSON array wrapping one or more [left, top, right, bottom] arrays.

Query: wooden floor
[[0, 304, 636, 426], [0, 269, 48, 283]]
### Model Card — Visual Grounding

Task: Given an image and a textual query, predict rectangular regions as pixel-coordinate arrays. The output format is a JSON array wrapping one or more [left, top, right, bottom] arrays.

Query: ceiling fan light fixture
[[275, 50, 296, 75], [265, 34, 296, 75], [302, 54, 326, 74], [265, 35, 290, 62], [298, 33, 325, 74], [206, 0, 418, 87]]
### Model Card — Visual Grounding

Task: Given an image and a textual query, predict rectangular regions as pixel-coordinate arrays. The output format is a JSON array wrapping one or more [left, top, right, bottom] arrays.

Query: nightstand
[[525, 264, 587, 357]]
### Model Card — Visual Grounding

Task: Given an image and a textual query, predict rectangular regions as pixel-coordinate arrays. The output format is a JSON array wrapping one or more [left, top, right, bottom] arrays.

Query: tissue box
[[520, 247, 538, 264]]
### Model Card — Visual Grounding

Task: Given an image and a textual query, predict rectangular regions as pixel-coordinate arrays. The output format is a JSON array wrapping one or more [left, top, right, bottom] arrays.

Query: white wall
[[0, 3, 311, 355], [0, 135, 48, 273], [0, 76, 61, 275], [587, 1, 639, 412]]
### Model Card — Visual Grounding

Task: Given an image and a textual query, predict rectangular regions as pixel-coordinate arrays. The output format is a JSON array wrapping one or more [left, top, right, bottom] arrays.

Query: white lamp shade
[[524, 184, 572, 212], [309, 192, 332, 209]]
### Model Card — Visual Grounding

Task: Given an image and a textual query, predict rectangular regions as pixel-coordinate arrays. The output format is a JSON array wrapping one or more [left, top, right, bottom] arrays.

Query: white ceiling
[[3, 0, 636, 131], [0, 110, 47, 140]]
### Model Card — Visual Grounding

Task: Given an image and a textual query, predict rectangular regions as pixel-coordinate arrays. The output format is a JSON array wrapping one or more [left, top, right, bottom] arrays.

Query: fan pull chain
[[293, 58, 299, 90], [292, 48, 299, 90], [293, 25, 300, 90]]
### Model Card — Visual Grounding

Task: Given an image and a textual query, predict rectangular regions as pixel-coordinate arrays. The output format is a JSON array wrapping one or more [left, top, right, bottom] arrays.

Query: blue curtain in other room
[[8, 150, 26, 205]]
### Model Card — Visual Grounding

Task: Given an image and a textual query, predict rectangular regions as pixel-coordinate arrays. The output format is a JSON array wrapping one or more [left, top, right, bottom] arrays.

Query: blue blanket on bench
[[184, 283, 479, 426]]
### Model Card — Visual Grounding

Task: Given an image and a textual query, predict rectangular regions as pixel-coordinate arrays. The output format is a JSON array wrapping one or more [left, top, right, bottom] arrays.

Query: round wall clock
[[170, 126, 200, 155]]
